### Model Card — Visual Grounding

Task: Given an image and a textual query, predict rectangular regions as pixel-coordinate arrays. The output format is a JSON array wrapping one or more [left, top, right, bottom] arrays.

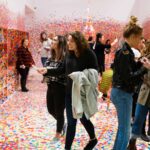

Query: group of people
[[111, 16, 150, 150], [15, 15, 150, 150]]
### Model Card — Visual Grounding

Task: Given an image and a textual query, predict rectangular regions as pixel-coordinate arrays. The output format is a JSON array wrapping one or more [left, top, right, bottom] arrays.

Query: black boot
[[21, 77, 28, 91], [141, 133, 150, 142], [22, 88, 29, 92], [127, 139, 137, 150], [84, 138, 98, 150]]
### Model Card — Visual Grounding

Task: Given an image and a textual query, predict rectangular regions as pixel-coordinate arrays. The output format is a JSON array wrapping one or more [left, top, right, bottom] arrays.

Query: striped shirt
[[16, 46, 35, 67]]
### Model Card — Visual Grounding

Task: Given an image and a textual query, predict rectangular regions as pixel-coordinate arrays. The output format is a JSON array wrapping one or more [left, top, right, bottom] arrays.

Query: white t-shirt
[[132, 48, 141, 59], [41, 38, 52, 58]]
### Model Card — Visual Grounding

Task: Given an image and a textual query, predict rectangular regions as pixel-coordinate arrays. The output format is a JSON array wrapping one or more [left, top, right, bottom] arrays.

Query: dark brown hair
[[21, 38, 28, 47], [123, 16, 143, 38], [51, 35, 67, 61], [69, 31, 89, 57], [40, 31, 48, 43]]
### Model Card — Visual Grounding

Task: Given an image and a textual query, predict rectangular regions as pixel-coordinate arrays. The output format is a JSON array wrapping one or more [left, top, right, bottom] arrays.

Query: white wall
[[27, 0, 136, 22], [2, 0, 150, 24], [1, 0, 32, 15], [130, 0, 150, 24]]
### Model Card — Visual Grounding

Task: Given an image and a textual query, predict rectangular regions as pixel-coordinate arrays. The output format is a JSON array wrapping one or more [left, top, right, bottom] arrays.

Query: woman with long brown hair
[[38, 31, 52, 66], [44, 35, 67, 140], [38, 31, 98, 150]]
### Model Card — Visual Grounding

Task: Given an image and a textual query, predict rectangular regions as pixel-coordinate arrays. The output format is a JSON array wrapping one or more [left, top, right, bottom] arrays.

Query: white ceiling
[[27, 0, 136, 21], [4, 0, 150, 23]]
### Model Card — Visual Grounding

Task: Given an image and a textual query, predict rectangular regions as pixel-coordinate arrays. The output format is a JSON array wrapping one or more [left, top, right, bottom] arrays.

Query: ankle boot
[[84, 138, 98, 150]]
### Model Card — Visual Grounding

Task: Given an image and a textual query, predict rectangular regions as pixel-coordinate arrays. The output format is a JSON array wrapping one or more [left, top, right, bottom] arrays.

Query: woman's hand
[[141, 57, 150, 69], [37, 67, 47, 74], [20, 65, 25, 69]]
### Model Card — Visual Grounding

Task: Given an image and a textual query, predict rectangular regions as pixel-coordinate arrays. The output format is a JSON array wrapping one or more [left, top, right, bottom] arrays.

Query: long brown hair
[[51, 35, 67, 61], [21, 38, 28, 47], [69, 31, 89, 57], [40, 31, 48, 43]]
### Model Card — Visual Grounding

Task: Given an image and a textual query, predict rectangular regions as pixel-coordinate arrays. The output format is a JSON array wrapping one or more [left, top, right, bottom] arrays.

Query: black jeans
[[47, 82, 65, 133], [65, 94, 96, 150], [17, 67, 29, 90], [132, 93, 138, 118]]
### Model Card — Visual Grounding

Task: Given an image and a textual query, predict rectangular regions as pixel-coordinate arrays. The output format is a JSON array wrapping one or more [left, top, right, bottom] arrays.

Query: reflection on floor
[[0, 69, 149, 150]]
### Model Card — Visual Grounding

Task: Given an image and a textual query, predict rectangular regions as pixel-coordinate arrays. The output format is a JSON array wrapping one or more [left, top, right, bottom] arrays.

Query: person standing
[[38, 31, 52, 66], [44, 35, 67, 140], [111, 16, 146, 150], [93, 33, 106, 74], [16, 38, 35, 92]]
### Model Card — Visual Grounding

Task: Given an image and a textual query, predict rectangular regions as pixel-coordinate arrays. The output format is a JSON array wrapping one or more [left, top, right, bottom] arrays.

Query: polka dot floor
[[0, 69, 149, 150]]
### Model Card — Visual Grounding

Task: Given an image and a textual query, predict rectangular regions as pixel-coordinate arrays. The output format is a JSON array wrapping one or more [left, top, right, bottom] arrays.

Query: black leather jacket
[[112, 42, 147, 93]]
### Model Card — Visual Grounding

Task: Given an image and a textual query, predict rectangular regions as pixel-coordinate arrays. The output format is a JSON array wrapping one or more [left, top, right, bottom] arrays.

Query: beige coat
[[138, 70, 150, 107]]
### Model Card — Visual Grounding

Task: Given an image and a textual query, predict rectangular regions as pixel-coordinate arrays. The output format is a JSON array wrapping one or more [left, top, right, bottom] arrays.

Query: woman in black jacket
[[38, 31, 98, 150], [93, 33, 106, 74], [111, 16, 147, 150]]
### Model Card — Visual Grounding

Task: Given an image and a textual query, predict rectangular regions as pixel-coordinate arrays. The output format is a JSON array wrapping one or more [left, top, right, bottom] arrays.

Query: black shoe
[[22, 88, 29, 92], [141, 134, 150, 142], [84, 138, 98, 150]]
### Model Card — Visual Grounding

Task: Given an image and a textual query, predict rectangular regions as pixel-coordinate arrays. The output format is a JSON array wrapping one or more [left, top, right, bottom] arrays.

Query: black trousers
[[97, 56, 105, 75], [47, 82, 65, 133], [65, 94, 96, 150], [17, 67, 29, 90]]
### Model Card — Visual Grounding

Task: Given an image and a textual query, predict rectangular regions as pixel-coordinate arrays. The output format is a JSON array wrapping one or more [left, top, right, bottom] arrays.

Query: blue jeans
[[41, 57, 48, 67], [111, 88, 133, 150], [132, 103, 149, 138]]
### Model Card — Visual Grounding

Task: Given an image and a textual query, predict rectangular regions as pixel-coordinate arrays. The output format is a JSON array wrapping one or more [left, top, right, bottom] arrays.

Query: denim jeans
[[132, 103, 149, 138], [41, 57, 48, 67], [111, 88, 133, 150]]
